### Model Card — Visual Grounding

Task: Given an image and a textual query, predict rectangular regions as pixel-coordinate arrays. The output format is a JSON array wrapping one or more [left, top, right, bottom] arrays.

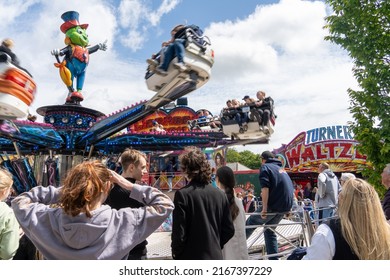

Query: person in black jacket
[[245, 151, 294, 260], [251, 90, 274, 133], [105, 148, 149, 259], [171, 146, 234, 259]]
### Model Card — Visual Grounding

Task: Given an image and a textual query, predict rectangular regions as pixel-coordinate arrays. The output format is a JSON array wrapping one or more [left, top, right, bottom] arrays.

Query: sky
[[0, 0, 358, 154]]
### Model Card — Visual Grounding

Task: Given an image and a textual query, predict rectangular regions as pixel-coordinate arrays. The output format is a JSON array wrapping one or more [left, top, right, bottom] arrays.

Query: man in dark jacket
[[105, 148, 149, 259], [246, 151, 294, 260], [171, 146, 234, 259], [381, 163, 390, 220]]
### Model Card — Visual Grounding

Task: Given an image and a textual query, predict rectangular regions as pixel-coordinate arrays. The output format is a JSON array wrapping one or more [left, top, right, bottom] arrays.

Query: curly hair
[[59, 160, 111, 218], [179, 146, 211, 184]]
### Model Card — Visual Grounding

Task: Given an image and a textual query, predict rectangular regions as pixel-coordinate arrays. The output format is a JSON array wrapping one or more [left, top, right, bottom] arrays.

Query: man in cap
[[243, 94, 265, 131], [246, 151, 294, 259]]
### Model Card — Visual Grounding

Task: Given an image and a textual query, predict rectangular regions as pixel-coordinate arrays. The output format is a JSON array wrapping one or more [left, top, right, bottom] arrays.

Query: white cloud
[[0, 0, 39, 26], [120, 29, 146, 51], [117, 0, 181, 51], [187, 0, 357, 153], [149, 0, 182, 26], [119, 0, 146, 29], [1, 0, 358, 157]]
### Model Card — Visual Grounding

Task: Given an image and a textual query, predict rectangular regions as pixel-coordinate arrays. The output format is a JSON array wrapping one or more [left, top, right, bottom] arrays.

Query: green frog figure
[[51, 11, 107, 104]]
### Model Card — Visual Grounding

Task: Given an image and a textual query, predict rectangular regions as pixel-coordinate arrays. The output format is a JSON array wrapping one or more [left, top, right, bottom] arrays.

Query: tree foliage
[[324, 0, 389, 195], [226, 148, 261, 170]]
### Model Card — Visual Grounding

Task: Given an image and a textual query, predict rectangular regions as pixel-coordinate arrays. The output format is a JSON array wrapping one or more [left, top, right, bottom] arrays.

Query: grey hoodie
[[317, 169, 341, 208], [11, 184, 173, 260]]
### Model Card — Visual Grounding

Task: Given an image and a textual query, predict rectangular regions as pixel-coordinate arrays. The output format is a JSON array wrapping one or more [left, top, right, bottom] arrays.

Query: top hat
[[60, 11, 89, 33]]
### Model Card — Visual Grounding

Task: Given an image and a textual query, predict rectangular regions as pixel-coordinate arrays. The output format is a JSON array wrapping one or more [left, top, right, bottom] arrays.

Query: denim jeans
[[160, 39, 186, 71], [318, 207, 334, 224], [246, 208, 285, 260], [167, 177, 173, 191]]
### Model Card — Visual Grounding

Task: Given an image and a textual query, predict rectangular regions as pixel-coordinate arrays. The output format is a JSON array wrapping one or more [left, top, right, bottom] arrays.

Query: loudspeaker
[[176, 97, 188, 106]]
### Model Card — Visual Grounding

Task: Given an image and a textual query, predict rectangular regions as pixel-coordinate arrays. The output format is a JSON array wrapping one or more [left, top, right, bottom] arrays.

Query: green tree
[[324, 0, 389, 195], [226, 148, 241, 163], [226, 148, 261, 170]]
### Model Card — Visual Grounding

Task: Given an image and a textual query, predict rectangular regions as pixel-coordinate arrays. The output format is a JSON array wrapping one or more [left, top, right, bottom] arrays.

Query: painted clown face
[[66, 26, 89, 47]]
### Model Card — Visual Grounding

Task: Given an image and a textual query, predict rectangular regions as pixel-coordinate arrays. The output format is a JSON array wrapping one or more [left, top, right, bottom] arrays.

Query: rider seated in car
[[151, 120, 165, 132], [243, 95, 262, 128], [0, 39, 20, 65], [147, 41, 170, 67], [154, 24, 188, 75], [223, 99, 247, 133], [252, 91, 274, 133], [203, 110, 219, 129]]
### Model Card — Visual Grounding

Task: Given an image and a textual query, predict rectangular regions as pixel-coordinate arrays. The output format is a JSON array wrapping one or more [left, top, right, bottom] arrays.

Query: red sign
[[275, 125, 370, 173], [128, 107, 197, 133]]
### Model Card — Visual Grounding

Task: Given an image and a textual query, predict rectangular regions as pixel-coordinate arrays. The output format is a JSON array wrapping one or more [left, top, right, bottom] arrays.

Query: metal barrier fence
[[146, 207, 338, 260], [245, 206, 337, 259]]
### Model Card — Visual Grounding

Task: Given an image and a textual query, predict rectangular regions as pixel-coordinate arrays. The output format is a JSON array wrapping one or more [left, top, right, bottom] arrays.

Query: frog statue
[[51, 11, 107, 104]]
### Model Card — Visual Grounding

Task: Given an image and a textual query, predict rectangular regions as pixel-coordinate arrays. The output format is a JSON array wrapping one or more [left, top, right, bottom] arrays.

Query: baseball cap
[[242, 95, 250, 100], [261, 151, 275, 160]]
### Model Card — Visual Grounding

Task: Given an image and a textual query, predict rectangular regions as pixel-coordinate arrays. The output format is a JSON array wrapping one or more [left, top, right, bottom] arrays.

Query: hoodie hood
[[265, 158, 283, 167], [323, 169, 336, 178], [53, 205, 113, 250]]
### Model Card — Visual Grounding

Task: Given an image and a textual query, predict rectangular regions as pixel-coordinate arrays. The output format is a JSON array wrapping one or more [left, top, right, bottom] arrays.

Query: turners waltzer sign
[[274, 125, 369, 173]]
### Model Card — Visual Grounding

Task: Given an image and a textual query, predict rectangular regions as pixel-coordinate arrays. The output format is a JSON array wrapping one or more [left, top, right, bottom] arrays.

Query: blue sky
[[0, 0, 357, 153]]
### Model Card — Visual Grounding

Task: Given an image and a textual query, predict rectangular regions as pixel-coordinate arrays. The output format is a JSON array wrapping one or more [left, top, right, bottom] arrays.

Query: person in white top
[[303, 178, 390, 260], [316, 162, 341, 222], [339, 173, 356, 186], [215, 166, 249, 260]]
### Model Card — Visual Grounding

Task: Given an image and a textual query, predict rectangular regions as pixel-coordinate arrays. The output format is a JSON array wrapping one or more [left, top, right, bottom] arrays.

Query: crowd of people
[[1, 146, 390, 260], [221, 90, 274, 134]]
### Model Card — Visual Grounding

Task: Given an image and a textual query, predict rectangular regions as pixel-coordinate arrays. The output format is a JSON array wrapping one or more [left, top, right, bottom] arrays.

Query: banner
[[129, 107, 197, 133], [274, 125, 370, 173]]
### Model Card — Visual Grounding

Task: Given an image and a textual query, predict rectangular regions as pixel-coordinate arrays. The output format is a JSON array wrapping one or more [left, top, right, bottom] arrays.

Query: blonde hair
[[0, 168, 13, 190], [338, 178, 390, 259], [59, 160, 110, 218], [319, 162, 330, 170], [2, 38, 14, 48], [340, 173, 356, 184], [119, 148, 146, 171], [231, 99, 241, 106]]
